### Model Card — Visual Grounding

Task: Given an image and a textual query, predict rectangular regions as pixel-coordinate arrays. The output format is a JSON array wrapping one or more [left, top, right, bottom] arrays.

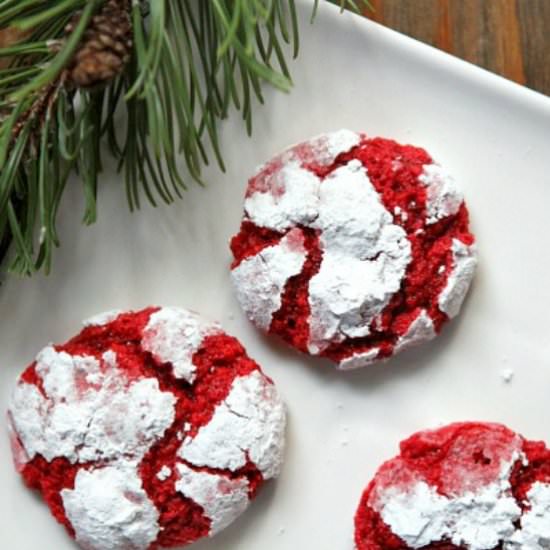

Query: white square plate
[[2, 2, 550, 549]]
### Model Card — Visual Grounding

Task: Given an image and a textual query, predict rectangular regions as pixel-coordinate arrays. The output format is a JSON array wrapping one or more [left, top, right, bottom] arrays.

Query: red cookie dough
[[355, 422, 550, 549], [7, 307, 286, 550], [230, 130, 477, 369]]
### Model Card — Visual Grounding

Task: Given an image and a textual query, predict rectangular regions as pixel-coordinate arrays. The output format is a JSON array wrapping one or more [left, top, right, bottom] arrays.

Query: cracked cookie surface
[[8, 307, 286, 549], [230, 130, 477, 369], [354, 422, 550, 549]]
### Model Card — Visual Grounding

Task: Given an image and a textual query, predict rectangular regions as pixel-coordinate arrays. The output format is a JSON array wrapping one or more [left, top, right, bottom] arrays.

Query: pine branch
[[0, 0, 370, 277]]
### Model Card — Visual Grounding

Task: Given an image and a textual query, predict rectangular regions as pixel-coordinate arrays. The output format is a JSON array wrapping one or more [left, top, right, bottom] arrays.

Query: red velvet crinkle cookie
[[7, 307, 286, 550], [230, 130, 477, 369], [355, 422, 550, 549]]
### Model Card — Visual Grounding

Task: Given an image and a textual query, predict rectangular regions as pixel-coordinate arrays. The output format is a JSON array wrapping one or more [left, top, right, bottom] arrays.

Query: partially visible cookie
[[354, 422, 550, 549], [230, 130, 477, 369], [8, 307, 286, 549]]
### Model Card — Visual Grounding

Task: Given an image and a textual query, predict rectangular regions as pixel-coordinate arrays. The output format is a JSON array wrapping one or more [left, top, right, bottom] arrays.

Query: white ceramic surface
[[2, 2, 550, 549]]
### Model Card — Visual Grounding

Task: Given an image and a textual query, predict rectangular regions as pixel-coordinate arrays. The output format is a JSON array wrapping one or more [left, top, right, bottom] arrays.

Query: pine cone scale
[[66, 0, 132, 89]]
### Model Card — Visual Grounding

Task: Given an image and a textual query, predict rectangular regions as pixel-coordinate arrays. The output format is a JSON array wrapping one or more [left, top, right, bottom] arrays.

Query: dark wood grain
[[516, 0, 550, 96], [364, 0, 549, 96]]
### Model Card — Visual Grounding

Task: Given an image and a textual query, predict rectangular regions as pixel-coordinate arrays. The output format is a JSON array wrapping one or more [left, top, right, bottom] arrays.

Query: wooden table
[[364, 0, 550, 97]]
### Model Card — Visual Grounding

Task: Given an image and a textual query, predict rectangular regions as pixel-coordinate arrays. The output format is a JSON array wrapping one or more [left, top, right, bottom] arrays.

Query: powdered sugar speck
[[157, 466, 172, 481]]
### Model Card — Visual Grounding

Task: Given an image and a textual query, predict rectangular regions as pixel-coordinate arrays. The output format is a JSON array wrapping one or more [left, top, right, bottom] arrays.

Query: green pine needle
[[0, 0, 370, 277]]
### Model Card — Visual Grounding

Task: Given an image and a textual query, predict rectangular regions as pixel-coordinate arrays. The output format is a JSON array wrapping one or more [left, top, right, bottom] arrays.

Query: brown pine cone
[[66, 0, 133, 88]]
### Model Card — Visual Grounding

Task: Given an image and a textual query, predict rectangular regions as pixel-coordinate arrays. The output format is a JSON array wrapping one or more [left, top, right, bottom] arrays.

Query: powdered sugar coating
[[394, 310, 436, 354], [439, 239, 478, 318], [355, 423, 550, 550], [419, 163, 464, 224], [8, 307, 287, 549], [244, 130, 360, 231], [62, 464, 160, 550], [231, 229, 307, 331], [8, 383, 45, 465], [175, 463, 250, 536], [244, 163, 320, 232], [9, 346, 176, 464], [231, 131, 477, 368], [374, 454, 522, 549], [82, 309, 123, 327], [308, 160, 411, 352], [179, 370, 286, 479], [322, 129, 362, 161], [268, 128, 360, 172], [509, 482, 550, 547], [337, 348, 379, 370], [142, 307, 221, 383], [7, 411, 30, 471], [373, 454, 550, 549]]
